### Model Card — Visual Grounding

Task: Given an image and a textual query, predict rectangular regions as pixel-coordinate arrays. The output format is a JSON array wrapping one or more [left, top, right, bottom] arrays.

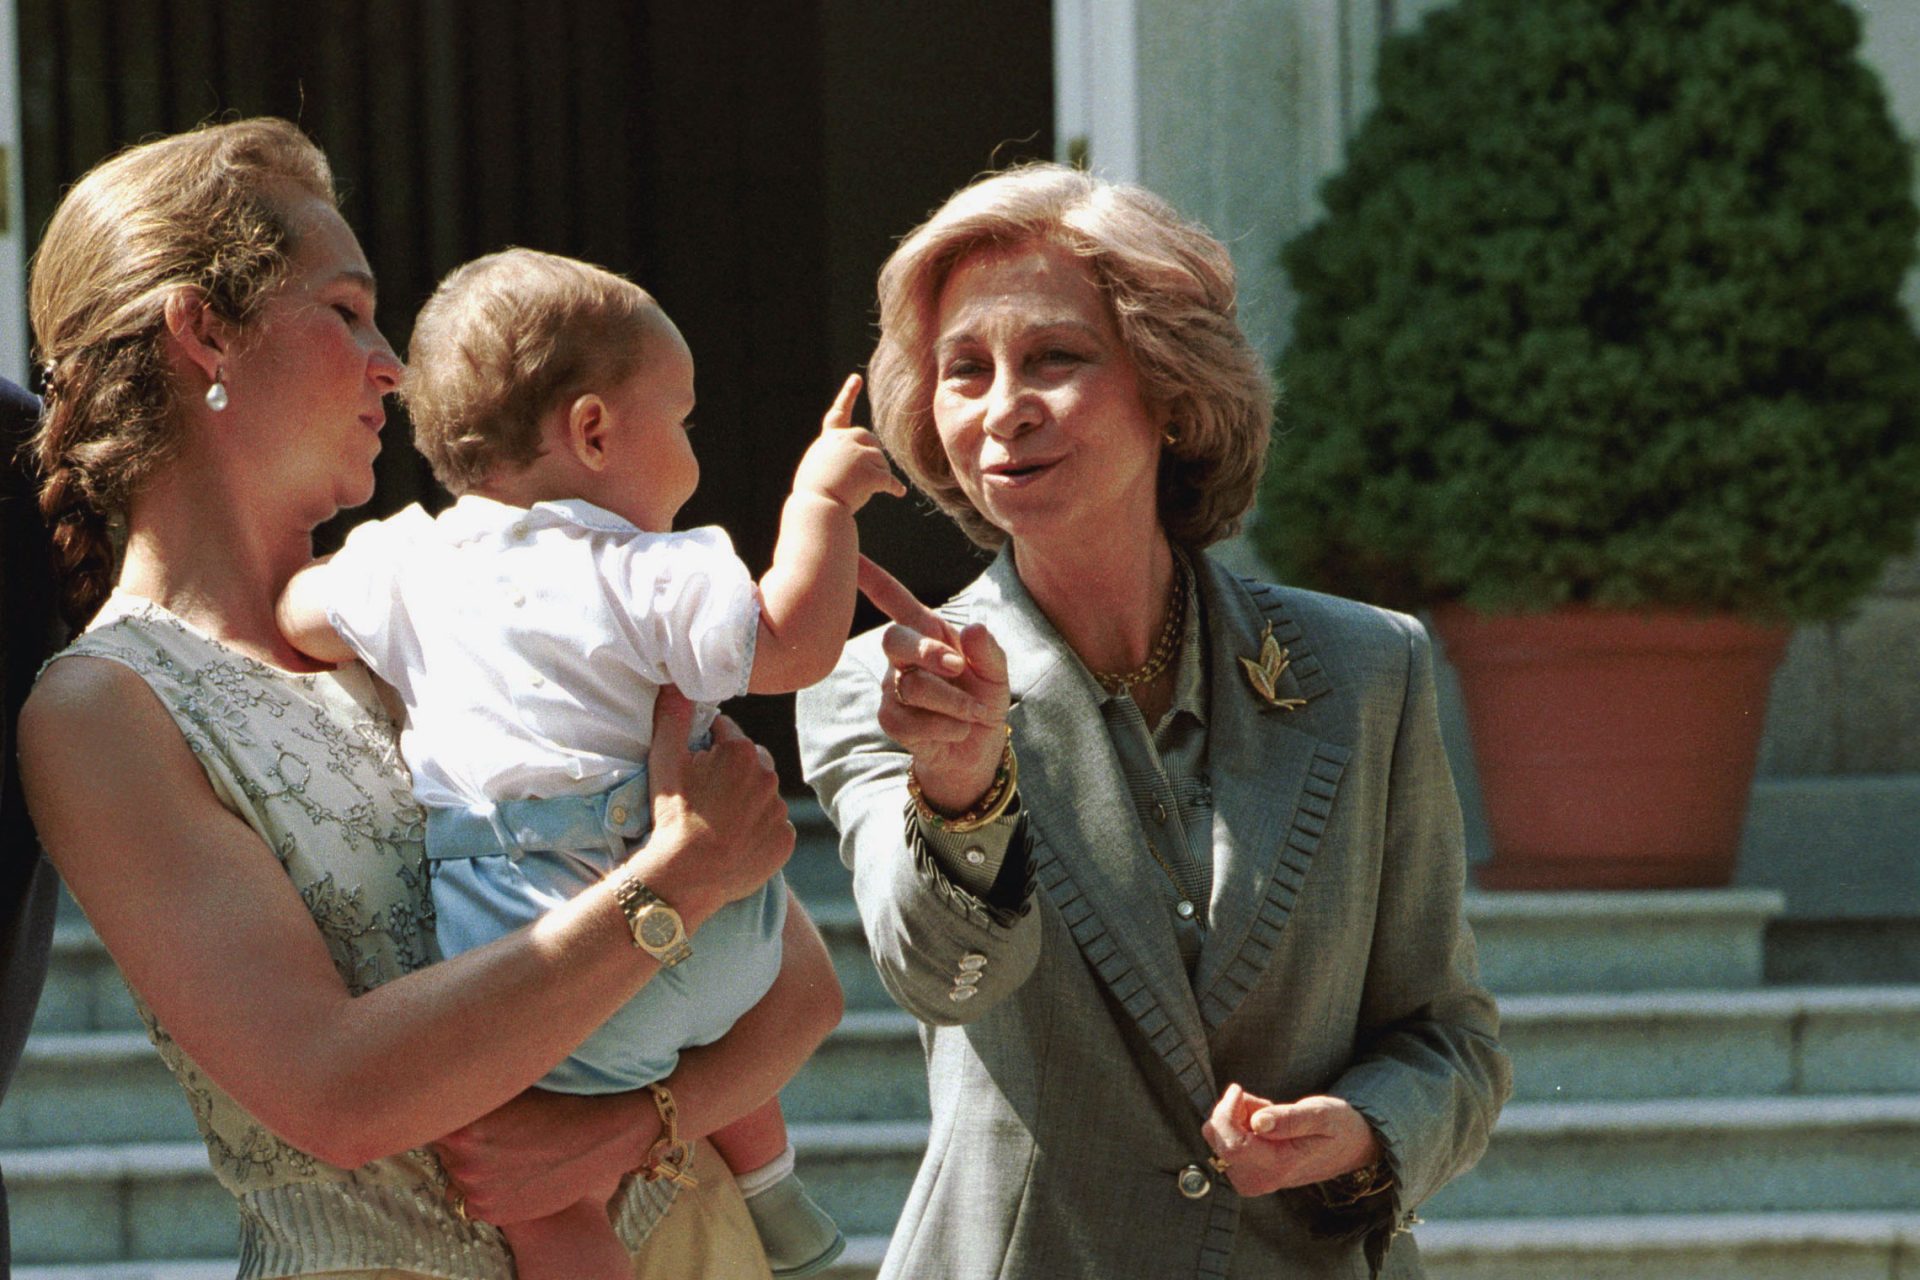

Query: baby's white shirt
[[323, 494, 760, 813]]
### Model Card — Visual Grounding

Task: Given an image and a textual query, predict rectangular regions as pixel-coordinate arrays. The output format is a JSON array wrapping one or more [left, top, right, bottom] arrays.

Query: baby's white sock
[[732, 1142, 797, 1198]]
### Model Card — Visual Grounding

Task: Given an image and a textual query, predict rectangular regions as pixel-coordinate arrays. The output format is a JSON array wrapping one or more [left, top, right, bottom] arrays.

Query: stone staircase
[[7, 802, 1920, 1279]]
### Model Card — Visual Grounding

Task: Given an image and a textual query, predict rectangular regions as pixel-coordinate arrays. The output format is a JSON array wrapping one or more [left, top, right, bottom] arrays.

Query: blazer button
[[958, 953, 988, 971], [948, 985, 977, 1003], [1176, 1165, 1212, 1200]]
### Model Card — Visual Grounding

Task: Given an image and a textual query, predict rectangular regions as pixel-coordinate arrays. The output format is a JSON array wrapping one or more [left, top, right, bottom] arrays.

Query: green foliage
[[1258, 0, 1920, 619]]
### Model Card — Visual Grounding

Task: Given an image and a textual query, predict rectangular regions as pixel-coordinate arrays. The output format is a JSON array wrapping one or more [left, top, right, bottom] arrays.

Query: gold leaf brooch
[[1240, 622, 1307, 710]]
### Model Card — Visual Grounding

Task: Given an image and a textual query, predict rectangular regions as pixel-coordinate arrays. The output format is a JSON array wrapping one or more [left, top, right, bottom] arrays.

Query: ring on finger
[[1207, 1154, 1231, 1175], [447, 1188, 468, 1222], [892, 667, 909, 704]]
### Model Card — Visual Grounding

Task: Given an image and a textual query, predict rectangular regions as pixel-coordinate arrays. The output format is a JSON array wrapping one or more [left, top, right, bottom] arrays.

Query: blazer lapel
[[1192, 563, 1353, 1030], [952, 552, 1217, 1113]]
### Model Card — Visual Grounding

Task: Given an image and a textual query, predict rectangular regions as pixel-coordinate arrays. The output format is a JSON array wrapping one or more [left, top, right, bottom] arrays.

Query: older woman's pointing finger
[[857, 555, 1010, 814]]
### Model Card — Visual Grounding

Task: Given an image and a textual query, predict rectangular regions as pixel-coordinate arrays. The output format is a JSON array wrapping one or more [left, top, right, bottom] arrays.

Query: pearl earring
[[205, 372, 229, 413]]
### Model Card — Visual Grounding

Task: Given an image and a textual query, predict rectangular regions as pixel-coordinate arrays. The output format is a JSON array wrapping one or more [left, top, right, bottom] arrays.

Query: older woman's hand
[[1202, 1082, 1384, 1198], [857, 556, 1010, 813]]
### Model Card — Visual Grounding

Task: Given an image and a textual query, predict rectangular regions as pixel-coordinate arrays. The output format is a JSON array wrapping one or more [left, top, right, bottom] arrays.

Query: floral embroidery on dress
[[47, 594, 657, 1277], [56, 597, 438, 1193]]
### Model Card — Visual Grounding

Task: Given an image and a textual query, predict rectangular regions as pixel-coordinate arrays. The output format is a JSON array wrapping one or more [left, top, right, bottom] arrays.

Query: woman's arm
[[432, 889, 844, 1223], [1316, 615, 1511, 1215], [1201, 613, 1507, 1246], [18, 663, 792, 1168], [796, 559, 1042, 1027]]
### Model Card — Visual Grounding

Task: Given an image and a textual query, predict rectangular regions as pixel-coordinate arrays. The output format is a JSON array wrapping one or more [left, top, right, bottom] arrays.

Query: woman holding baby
[[18, 119, 863, 1278]]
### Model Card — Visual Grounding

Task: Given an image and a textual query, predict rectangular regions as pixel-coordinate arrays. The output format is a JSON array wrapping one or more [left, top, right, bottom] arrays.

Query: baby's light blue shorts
[[425, 767, 786, 1095]]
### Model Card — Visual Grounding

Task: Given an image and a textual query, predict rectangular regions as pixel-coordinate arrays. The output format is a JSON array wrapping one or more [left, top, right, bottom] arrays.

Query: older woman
[[798, 164, 1511, 1279], [17, 118, 833, 1279]]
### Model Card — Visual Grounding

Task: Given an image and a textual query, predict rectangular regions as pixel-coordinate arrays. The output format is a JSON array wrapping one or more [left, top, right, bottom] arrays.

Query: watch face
[[638, 908, 681, 950]]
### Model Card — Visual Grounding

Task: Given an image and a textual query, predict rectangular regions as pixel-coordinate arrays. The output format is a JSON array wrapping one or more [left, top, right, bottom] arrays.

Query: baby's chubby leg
[[706, 935, 848, 1278], [710, 1097, 789, 1176], [501, 1196, 631, 1280]]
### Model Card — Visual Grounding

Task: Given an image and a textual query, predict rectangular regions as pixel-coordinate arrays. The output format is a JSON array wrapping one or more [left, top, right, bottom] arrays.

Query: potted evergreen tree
[[1258, 0, 1920, 888]]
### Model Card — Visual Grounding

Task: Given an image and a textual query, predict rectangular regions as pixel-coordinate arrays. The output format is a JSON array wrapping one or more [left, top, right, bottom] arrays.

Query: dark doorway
[[9, 0, 1053, 779]]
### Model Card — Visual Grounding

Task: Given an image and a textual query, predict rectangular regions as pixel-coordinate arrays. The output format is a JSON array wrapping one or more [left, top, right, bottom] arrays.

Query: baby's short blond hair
[[404, 248, 661, 494]]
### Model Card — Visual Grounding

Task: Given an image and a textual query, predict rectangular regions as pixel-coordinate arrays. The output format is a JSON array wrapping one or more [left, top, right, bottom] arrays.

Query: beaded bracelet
[[906, 726, 1018, 834]]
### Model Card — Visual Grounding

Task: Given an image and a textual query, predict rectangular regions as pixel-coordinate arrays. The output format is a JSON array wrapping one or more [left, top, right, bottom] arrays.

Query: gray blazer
[[797, 549, 1510, 1280]]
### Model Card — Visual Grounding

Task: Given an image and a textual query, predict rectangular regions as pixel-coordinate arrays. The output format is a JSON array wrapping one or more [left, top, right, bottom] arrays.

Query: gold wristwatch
[[613, 872, 691, 967]]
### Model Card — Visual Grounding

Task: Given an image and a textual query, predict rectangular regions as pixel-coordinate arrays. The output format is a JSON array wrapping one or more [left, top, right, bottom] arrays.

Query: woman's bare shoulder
[[21, 651, 161, 734], [18, 653, 199, 800]]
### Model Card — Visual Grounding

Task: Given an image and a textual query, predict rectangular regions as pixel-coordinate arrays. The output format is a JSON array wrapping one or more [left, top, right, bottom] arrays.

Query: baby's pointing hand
[[794, 373, 906, 511]]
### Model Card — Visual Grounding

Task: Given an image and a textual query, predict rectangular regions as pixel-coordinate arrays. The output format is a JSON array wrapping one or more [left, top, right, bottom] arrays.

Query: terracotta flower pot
[[1431, 606, 1791, 890]]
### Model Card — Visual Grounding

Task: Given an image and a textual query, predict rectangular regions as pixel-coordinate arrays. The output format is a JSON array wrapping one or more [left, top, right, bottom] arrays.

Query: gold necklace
[[1090, 555, 1190, 693]]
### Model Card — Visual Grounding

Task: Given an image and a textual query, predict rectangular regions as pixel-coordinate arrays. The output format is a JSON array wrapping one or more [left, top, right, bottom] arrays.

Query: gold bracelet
[[639, 1082, 699, 1189], [906, 727, 1018, 834]]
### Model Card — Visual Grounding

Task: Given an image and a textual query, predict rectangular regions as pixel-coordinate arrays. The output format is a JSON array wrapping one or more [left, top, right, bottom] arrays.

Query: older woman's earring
[[1162, 425, 1178, 446], [205, 371, 229, 413]]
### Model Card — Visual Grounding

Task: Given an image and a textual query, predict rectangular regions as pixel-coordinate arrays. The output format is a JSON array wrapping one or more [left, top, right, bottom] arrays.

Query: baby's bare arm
[[750, 374, 904, 693], [276, 556, 357, 664]]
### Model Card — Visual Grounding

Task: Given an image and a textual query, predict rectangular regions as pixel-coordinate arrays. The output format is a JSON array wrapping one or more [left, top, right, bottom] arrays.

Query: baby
[[277, 249, 901, 1278]]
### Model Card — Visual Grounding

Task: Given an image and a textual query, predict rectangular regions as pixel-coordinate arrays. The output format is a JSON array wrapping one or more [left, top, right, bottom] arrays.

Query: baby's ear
[[562, 394, 610, 470]]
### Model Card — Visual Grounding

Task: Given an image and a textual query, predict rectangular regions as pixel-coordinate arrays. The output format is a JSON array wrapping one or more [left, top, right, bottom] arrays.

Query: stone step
[[1416, 1212, 1920, 1280], [833, 1214, 1920, 1280], [0, 1123, 930, 1265], [24, 1211, 1920, 1280], [6, 1240, 895, 1280], [807, 892, 1792, 1010], [1427, 1094, 1920, 1219], [0, 1032, 195, 1148], [14, 1102, 1920, 1266], [1500, 984, 1920, 1101], [780, 1010, 928, 1122], [31, 923, 143, 1035], [27, 858, 1794, 1039], [18, 1214, 1920, 1280], [0, 1010, 934, 1150], [809, 989, 1920, 1112], [1464, 889, 1780, 994], [797, 828, 1788, 990], [17, 1265, 241, 1280], [21, 983, 1920, 1149], [4, 1144, 237, 1265], [788, 1121, 927, 1238]]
